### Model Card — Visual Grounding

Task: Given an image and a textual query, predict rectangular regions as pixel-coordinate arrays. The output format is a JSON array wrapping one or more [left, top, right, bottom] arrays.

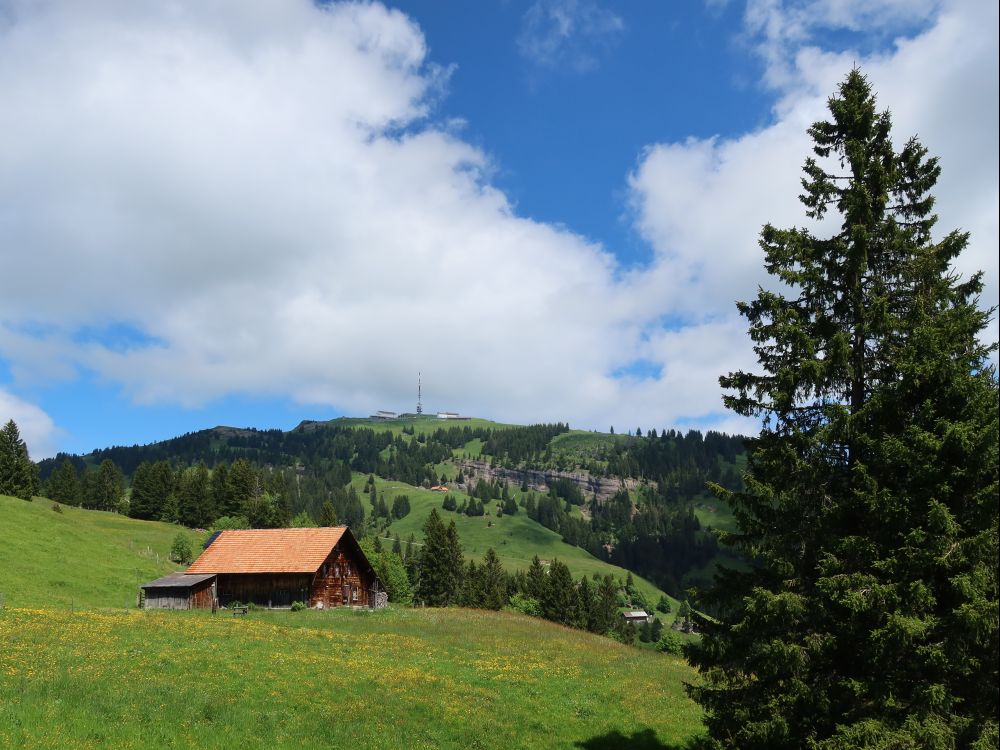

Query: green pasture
[[0, 606, 704, 749], [321, 415, 515, 440], [0, 494, 199, 609]]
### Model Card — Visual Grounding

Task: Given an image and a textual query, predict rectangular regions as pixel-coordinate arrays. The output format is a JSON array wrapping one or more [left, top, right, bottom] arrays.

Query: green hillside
[[0, 493, 705, 748], [359, 475, 679, 612], [0, 494, 199, 609], [309, 414, 517, 438]]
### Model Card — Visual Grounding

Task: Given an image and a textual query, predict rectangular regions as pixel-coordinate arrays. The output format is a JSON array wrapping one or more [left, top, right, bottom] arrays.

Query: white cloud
[[0, 0, 994, 451], [0, 390, 59, 460], [516, 0, 624, 72], [629, 0, 998, 355], [0, 0, 690, 434]]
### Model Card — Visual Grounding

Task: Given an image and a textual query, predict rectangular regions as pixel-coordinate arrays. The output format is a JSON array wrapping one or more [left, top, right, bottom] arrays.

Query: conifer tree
[[318, 500, 338, 527], [210, 462, 231, 519], [590, 575, 619, 635], [688, 70, 999, 750], [577, 575, 595, 632], [479, 548, 507, 610], [416, 508, 463, 606], [226, 458, 258, 516], [457, 560, 481, 607], [541, 559, 581, 627], [47, 457, 81, 507], [86, 459, 124, 512], [177, 462, 212, 528], [129, 461, 158, 519], [525, 555, 547, 601], [0, 419, 37, 501]]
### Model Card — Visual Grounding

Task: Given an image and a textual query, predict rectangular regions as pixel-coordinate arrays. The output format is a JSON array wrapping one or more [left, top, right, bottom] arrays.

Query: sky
[[0, 0, 996, 459]]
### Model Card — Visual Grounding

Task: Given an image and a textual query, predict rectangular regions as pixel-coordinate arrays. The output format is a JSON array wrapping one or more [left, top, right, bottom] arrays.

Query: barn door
[[342, 583, 351, 606]]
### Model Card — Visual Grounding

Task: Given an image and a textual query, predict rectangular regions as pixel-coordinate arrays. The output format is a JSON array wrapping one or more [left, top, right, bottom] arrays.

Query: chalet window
[[333, 564, 340, 577], [352, 588, 359, 601]]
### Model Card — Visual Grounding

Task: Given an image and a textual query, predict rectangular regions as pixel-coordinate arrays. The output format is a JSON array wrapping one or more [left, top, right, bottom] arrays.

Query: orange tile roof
[[186, 527, 348, 574]]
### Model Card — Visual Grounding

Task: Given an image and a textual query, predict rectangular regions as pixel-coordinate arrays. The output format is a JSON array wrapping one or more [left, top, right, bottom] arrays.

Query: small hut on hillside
[[621, 610, 653, 624], [141, 572, 217, 610], [185, 526, 383, 609]]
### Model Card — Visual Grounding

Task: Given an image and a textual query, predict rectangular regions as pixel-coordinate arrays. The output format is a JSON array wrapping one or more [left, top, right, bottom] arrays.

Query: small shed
[[141, 572, 217, 610], [621, 610, 653, 624]]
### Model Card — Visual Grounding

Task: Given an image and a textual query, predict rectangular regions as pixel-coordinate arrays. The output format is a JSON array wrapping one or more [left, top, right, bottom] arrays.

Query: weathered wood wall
[[144, 579, 215, 610], [190, 582, 215, 609], [144, 591, 191, 609], [309, 547, 377, 608], [217, 573, 312, 607]]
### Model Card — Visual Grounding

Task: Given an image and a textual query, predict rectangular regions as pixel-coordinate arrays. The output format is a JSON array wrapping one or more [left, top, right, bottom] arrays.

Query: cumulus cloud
[[0, 0, 681, 433], [0, 0, 994, 451], [516, 0, 624, 73], [0, 390, 59, 460], [629, 0, 998, 351]]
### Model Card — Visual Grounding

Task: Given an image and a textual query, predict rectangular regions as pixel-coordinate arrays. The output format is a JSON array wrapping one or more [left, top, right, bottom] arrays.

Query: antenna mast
[[416, 372, 423, 415]]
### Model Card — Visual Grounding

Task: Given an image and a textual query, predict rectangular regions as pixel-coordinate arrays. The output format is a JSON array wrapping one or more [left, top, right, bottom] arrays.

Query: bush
[[209, 515, 250, 534], [506, 593, 541, 617], [290, 512, 317, 528], [169, 533, 193, 565], [290, 601, 306, 612], [612, 621, 637, 646], [51, 502, 63, 514], [656, 631, 684, 655]]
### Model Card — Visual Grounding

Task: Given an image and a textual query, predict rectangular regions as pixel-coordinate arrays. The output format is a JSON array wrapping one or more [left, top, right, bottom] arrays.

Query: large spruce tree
[[46, 457, 81, 507], [0, 419, 37, 501], [416, 508, 464, 606], [688, 70, 998, 749]]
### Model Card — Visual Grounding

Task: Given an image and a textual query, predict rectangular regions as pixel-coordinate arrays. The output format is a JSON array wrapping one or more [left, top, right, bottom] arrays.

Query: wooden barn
[[141, 572, 217, 610], [185, 527, 383, 609]]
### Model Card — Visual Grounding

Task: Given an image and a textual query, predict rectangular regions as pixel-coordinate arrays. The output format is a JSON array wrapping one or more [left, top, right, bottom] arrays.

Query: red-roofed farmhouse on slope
[[143, 527, 383, 610]]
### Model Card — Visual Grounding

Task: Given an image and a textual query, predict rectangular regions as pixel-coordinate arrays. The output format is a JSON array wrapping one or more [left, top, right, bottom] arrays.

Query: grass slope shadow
[[576, 728, 707, 750]]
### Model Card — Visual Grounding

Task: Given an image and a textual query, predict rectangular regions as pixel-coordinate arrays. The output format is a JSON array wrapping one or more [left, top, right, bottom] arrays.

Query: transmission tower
[[416, 372, 423, 414]]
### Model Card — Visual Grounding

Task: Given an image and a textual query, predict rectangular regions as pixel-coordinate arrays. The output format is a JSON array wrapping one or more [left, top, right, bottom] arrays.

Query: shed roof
[[622, 610, 650, 619], [141, 572, 217, 589], [186, 527, 348, 574]]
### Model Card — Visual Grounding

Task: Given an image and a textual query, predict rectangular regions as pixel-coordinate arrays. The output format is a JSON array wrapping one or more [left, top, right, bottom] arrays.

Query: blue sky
[[388, 1, 770, 265], [0, 0, 996, 458]]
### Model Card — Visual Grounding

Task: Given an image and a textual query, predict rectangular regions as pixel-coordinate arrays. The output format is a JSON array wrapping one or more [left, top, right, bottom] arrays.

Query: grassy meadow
[[0, 494, 198, 609], [0, 606, 703, 749], [320, 415, 516, 439]]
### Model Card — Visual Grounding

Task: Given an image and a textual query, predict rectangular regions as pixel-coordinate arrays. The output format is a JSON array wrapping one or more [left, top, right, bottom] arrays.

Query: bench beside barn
[[141, 526, 383, 610]]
